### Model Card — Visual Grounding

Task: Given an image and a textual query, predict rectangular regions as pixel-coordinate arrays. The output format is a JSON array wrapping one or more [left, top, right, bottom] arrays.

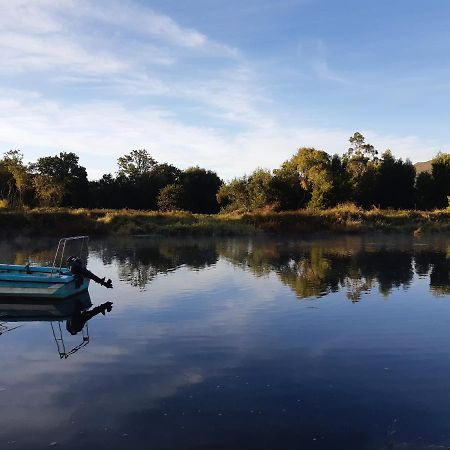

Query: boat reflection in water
[[0, 292, 113, 359]]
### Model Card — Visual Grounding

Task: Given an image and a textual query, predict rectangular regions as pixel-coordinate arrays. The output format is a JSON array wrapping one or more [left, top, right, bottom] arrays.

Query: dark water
[[1, 235, 450, 450]]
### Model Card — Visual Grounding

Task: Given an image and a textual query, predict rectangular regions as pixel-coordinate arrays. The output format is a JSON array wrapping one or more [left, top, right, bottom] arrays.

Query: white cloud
[[0, 0, 237, 78], [0, 0, 444, 181], [0, 90, 442, 180], [0, 32, 128, 74], [78, 0, 239, 56]]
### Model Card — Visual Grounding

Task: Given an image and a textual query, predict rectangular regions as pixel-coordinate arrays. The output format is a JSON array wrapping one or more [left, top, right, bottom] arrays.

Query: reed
[[0, 206, 449, 237]]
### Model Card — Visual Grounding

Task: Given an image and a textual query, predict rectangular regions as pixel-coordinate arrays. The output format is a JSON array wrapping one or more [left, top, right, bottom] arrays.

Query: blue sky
[[1, 0, 449, 179]]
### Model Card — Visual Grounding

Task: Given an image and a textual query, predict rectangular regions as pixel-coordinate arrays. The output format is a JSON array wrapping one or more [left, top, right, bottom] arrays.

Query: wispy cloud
[[299, 39, 347, 83], [0, 0, 444, 181], [78, 0, 239, 56], [0, 89, 441, 181], [0, 0, 238, 78]]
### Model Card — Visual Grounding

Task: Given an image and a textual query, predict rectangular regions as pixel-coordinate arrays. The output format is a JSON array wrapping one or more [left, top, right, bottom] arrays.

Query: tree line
[[0, 149, 222, 213], [218, 132, 450, 211], [0, 132, 449, 212]]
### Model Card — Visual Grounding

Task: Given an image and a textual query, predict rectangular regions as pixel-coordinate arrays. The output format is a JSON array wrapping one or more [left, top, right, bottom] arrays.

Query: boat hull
[[0, 291, 92, 321], [0, 265, 90, 299]]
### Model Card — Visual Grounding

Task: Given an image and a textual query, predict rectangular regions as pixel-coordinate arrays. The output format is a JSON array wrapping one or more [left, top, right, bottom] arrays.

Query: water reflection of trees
[[2, 236, 449, 299], [88, 236, 450, 301], [0, 237, 57, 266], [218, 237, 450, 302], [87, 237, 450, 299], [90, 238, 219, 289], [415, 249, 450, 296]]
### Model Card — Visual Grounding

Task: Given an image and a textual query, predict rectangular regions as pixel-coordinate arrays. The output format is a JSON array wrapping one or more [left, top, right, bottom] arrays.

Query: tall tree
[[31, 152, 89, 207], [272, 160, 308, 210], [181, 167, 222, 213], [343, 133, 379, 207], [0, 150, 31, 207], [376, 150, 415, 208], [415, 171, 435, 210], [431, 152, 450, 208], [292, 147, 336, 208], [117, 149, 157, 180]]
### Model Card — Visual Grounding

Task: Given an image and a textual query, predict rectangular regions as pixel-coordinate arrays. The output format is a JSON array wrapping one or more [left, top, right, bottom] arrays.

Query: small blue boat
[[0, 236, 111, 299], [0, 264, 90, 299]]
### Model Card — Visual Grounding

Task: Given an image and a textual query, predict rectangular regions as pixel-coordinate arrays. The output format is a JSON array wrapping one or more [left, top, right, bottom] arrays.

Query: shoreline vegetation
[[1, 133, 449, 237], [1, 205, 450, 237]]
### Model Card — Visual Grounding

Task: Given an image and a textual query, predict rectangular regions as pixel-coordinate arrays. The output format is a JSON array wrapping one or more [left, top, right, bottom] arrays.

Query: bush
[[157, 184, 186, 211]]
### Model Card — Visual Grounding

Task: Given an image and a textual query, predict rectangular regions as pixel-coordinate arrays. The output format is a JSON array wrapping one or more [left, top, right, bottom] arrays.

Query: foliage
[[157, 184, 186, 211], [291, 147, 336, 208], [415, 153, 450, 209], [431, 152, 450, 208], [272, 160, 307, 210], [342, 133, 379, 207], [0, 132, 449, 213], [216, 177, 250, 212], [117, 149, 156, 179], [375, 150, 415, 209], [181, 167, 222, 213], [32, 174, 65, 206], [30, 152, 89, 207], [0, 207, 449, 239], [0, 150, 31, 207]]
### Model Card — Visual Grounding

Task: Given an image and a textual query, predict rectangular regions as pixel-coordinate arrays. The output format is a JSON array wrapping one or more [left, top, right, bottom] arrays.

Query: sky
[[1, 0, 450, 180]]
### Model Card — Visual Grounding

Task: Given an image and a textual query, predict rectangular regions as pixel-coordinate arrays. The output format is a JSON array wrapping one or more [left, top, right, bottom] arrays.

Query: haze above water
[[1, 235, 450, 450]]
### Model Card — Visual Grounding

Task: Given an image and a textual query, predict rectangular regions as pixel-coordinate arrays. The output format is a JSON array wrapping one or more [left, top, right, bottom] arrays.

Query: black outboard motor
[[67, 256, 113, 289]]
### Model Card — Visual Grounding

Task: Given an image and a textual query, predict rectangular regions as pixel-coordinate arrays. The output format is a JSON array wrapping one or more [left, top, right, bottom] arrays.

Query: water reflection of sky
[[0, 236, 450, 449]]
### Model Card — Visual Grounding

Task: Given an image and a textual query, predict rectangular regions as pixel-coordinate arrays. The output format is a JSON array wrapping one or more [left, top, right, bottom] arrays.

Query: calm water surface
[[1, 235, 450, 450]]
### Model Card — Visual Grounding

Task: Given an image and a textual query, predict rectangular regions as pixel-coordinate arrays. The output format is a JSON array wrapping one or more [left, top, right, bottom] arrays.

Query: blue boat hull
[[0, 265, 90, 299], [0, 292, 92, 320]]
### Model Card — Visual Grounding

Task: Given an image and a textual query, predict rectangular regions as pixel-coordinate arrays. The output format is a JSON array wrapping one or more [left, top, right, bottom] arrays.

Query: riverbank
[[1, 206, 450, 237]]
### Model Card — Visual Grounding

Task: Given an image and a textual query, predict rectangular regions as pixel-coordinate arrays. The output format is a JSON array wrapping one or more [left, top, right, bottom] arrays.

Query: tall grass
[[0, 206, 449, 237]]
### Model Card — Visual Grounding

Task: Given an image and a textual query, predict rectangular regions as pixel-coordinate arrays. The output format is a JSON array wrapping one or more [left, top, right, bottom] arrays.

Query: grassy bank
[[0, 205, 450, 237]]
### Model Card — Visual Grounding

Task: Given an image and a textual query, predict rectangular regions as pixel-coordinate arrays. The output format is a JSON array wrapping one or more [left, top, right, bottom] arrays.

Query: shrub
[[157, 184, 186, 211]]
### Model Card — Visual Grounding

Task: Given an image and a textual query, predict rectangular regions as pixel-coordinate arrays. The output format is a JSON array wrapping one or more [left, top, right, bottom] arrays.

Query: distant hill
[[414, 160, 432, 174]]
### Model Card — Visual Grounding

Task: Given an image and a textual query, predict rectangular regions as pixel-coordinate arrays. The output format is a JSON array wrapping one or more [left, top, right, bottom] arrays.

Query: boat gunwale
[[0, 264, 75, 284]]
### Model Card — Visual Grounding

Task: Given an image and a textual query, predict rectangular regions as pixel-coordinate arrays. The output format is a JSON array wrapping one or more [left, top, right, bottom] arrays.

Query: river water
[[1, 235, 450, 450]]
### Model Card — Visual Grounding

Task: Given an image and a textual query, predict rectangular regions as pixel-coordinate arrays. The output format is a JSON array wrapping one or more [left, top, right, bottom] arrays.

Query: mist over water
[[1, 235, 450, 450]]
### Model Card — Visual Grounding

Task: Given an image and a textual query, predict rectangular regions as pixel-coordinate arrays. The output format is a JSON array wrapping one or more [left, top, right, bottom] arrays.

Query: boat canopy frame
[[51, 236, 89, 277]]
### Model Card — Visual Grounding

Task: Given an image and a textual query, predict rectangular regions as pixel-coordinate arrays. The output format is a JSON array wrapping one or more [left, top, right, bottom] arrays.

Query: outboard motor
[[67, 256, 113, 289]]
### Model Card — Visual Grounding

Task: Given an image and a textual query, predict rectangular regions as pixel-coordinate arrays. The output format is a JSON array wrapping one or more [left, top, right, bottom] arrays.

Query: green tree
[[347, 132, 378, 159], [117, 149, 157, 180], [0, 150, 31, 207], [431, 152, 450, 208], [114, 149, 180, 210], [31, 152, 89, 207], [292, 147, 336, 208], [216, 169, 276, 211], [217, 177, 250, 211], [246, 169, 275, 209], [272, 160, 307, 210], [343, 133, 379, 207], [181, 167, 222, 213], [157, 184, 186, 211], [32, 174, 65, 206], [376, 150, 415, 208]]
